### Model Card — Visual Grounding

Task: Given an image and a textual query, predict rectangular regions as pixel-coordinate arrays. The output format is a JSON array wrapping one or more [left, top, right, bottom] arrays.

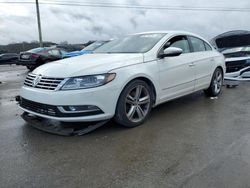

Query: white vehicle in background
[[19, 31, 225, 127]]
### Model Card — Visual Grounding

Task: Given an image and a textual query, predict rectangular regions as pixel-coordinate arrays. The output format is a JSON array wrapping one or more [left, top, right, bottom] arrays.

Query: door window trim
[[187, 36, 213, 53]]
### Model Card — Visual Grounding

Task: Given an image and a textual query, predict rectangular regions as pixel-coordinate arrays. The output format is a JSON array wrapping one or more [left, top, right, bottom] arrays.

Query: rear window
[[48, 49, 61, 56], [204, 42, 212, 51], [189, 37, 206, 52], [27, 48, 45, 53]]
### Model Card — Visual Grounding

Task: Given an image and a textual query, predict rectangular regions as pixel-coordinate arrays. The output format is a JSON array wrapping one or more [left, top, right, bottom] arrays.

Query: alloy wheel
[[125, 85, 151, 123], [213, 70, 223, 94]]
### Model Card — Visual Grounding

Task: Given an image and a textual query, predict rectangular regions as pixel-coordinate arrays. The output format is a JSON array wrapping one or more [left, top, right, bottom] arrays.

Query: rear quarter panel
[[213, 51, 226, 75]]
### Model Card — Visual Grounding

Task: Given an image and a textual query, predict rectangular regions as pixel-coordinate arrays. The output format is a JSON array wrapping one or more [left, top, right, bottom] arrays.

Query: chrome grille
[[24, 73, 65, 90]]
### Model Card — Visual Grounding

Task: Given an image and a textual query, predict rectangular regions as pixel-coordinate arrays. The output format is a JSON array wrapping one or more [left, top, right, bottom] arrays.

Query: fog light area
[[58, 105, 101, 113]]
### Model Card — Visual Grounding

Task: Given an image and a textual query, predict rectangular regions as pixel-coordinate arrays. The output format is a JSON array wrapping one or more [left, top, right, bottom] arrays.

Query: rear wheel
[[115, 80, 153, 128], [204, 67, 223, 97]]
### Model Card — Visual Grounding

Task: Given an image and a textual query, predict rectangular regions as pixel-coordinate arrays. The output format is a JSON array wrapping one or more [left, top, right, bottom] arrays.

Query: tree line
[[0, 41, 94, 54]]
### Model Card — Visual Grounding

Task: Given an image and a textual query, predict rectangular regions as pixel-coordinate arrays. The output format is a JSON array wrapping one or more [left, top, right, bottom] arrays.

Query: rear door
[[188, 36, 214, 90]]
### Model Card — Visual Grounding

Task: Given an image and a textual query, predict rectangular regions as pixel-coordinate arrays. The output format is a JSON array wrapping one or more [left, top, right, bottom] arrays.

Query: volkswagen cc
[[19, 31, 225, 127]]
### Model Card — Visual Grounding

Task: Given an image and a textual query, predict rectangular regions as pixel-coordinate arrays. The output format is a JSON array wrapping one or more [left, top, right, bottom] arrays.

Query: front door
[[158, 36, 196, 102]]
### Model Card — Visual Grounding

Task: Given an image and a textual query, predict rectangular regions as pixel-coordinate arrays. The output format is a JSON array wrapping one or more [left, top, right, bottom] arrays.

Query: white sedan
[[19, 31, 225, 127]]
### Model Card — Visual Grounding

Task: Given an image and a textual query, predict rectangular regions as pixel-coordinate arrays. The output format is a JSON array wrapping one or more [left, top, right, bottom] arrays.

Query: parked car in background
[[211, 30, 250, 73], [63, 41, 108, 58], [18, 47, 67, 70], [0, 53, 19, 64], [221, 46, 250, 73], [19, 31, 225, 128], [56, 44, 84, 52]]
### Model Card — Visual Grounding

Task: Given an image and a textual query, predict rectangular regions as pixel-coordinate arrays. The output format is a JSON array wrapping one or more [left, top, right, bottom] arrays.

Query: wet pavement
[[1, 65, 250, 188]]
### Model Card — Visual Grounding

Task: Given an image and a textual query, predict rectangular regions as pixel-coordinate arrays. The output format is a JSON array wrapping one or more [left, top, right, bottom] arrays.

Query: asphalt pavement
[[1, 65, 250, 188]]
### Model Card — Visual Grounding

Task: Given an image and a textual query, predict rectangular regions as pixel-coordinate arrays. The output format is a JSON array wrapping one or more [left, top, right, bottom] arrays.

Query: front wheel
[[114, 80, 153, 128], [204, 67, 223, 97]]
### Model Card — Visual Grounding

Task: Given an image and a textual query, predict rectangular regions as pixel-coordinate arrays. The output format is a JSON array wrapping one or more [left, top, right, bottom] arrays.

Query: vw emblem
[[32, 75, 42, 87]]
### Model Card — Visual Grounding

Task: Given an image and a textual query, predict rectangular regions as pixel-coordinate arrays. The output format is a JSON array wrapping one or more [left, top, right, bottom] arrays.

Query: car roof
[[132, 30, 198, 36], [131, 31, 208, 40], [130, 31, 210, 45]]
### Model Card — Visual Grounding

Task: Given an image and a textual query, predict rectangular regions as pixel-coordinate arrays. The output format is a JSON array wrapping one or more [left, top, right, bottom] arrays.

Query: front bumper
[[226, 59, 250, 73], [19, 84, 120, 122]]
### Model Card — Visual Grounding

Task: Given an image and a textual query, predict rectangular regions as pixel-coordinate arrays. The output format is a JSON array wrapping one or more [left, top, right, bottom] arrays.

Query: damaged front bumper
[[16, 96, 109, 136], [21, 112, 109, 136], [224, 66, 250, 86]]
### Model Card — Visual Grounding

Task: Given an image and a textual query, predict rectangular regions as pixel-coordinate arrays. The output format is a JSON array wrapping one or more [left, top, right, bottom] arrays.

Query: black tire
[[204, 67, 223, 97], [114, 80, 153, 128]]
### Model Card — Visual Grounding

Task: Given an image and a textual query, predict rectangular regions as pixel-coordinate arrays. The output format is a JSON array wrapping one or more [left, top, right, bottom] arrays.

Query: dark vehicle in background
[[0, 53, 19, 64], [211, 30, 250, 73], [18, 47, 66, 70], [63, 41, 108, 58]]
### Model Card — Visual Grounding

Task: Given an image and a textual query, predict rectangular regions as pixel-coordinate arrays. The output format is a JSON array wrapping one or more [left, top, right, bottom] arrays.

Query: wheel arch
[[216, 66, 225, 78], [117, 75, 158, 106], [207, 65, 225, 88]]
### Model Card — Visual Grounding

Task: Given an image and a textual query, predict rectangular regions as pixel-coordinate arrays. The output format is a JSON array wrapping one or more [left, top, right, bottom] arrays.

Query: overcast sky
[[0, 0, 249, 44]]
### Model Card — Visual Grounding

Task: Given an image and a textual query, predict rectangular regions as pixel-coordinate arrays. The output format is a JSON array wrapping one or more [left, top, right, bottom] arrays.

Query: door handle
[[189, 63, 195, 67]]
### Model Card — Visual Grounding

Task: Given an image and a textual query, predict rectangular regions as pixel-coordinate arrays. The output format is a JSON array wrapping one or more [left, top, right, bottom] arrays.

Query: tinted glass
[[165, 36, 190, 53], [189, 37, 206, 52], [48, 49, 60, 56], [28, 47, 45, 53], [95, 33, 166, 53]]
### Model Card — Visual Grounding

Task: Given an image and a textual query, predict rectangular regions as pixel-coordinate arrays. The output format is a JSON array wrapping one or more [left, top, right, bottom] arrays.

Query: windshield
[[94, 33, 166, 53], [83, 41, 107, 51]]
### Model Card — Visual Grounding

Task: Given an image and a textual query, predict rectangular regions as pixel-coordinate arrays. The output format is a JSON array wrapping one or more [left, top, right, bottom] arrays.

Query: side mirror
[[159, 47, 183, 58]]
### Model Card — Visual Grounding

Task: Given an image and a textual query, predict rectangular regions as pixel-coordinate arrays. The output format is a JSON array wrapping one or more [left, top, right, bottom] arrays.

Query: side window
[[204, 42, 212, 51], [189, 37, 206, 52], [164, 36, 190, 53], [47, 50, 53, 55], [48, 49, 60, 56]]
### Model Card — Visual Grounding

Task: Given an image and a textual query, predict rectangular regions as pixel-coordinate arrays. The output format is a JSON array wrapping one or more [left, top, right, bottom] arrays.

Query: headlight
[[61, 73, 116, 90]]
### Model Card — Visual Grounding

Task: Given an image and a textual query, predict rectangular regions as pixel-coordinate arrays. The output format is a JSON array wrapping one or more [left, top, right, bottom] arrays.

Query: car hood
[[33, 53, 144, 77], [213, 32, 250, 49]]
